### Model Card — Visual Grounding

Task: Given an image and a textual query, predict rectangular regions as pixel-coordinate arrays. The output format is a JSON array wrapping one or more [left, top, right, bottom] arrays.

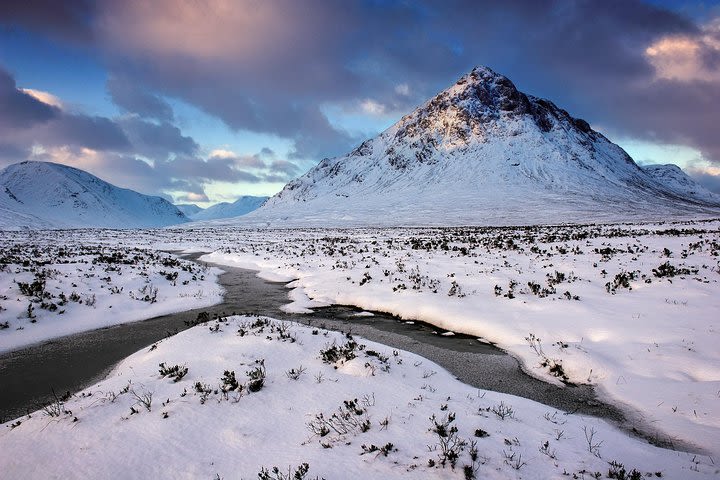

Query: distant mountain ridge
[[0, 161, 188, 229], [176, 204, 204, 217], [232, 66, 720, 226], [188, 196, 268, 221], [640, 164, 717, 204]]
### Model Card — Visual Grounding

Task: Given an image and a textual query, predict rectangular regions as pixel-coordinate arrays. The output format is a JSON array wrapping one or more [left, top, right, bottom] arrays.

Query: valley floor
[[0, 219, 719, 478], [0, 236, 222, 354]]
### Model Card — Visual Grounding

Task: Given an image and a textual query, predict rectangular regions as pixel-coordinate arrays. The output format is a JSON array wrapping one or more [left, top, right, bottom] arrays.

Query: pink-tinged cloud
[[20, 88, 64, 109], [646, 19, 720, 82], [3, 0, 720, 169], [0, 67, 129, 152], [686, 165, 720, 194]]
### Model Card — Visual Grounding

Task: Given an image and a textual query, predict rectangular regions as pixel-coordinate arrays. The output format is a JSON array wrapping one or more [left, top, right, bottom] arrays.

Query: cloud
[[0, 67, 58, 129], [0, 60, 290, 202], [208, 149, 266, 169], [395, 83, 410, 96], [4, 0, 720, 172], [359, 99, 387, 116], [645, 19, 720, 82], [48, 113, 130, 151], [0, 143, 28, 162], [92, 0, 362, 159], [176, 192, 210, 203], [0, 67, 130, 152], [208, 149, 235, 159], [117, 116, 198, 159], [85, 0, 720, 165], [107, 76, 174, 122], [268, 159, 300, 177], [20, 88, 64, 108], [686, 165, 720, 194], [0, 0, 96, 42]]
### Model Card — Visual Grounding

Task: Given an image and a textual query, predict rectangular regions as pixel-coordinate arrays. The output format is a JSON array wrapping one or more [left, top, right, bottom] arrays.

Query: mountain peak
[[394, 65, 597, 148], [242, 66, 720, 227], [458, 65, 523, 104], [0, 161, 188, 229]]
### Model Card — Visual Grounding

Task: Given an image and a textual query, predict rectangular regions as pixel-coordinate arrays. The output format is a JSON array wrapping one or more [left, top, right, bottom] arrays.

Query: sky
[[1, 0, 720, 206]]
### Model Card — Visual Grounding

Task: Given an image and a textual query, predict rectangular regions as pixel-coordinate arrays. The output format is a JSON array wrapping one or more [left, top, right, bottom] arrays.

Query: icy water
[[0, 253, 680, 450], [0, 252, 290, 422]]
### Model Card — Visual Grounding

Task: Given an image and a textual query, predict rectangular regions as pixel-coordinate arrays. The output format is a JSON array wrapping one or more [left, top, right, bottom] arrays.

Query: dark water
[[0, 252, 290, 422], [0, 253, 688, 452]]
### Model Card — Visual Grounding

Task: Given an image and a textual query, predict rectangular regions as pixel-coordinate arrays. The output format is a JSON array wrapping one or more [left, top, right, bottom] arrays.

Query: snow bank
[[0, 243, 222, 354], [1, 316, 714, 479], [199, 220, 720, 457]]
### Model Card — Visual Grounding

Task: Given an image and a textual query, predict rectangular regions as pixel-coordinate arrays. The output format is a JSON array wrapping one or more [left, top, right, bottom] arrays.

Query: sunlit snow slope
[[237, 67, 720, 227], [0, 161, 188, 229]]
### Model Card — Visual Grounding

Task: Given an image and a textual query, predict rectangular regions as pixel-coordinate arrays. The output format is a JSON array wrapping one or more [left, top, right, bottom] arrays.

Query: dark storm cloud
[[599, 80, 720, 162], [0, 66, 130, 153], [0, 0, 96, 42], [261, 173, 293, 183], [4, 0, 720, 169], [0, 58, 281, 200], [0, 67, 58, 128], [157, 155, 263, 185], [107, 76, 174, 122], [86, 0, 720, 163], [49, 113, 130, 151], [0, 143, 29, 162], [117, 117, 198, 159], [0, 65, 191, 167], [687, 168, 720, 194]]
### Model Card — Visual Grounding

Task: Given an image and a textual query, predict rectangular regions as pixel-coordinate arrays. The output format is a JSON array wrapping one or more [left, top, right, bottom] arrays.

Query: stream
[[0, 252, 682, 451]]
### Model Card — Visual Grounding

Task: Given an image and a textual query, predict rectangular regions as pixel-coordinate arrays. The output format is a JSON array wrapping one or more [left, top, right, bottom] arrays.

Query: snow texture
[[1, 221, 719, 477], [641, 164, 719, 204], [0, 161, 188, 229], [191, 220, 720, 459], [0, 240, 222, 354], [0, 316, 716, 479]]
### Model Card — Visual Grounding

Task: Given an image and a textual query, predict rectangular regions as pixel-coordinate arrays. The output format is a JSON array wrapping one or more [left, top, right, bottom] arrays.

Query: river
[[0, 252, 682, 451]]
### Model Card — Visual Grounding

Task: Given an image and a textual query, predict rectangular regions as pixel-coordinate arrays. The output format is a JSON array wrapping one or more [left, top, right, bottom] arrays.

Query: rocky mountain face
[[0, 161, 188, 229], [241, 66, 719, 226]]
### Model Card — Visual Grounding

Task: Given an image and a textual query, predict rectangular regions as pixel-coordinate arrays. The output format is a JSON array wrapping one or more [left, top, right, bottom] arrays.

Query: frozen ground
[[0, 316, 716, 479], [0, 233, 222, 354], [1, 219, 718, 476], [180, 220, 720, 458]]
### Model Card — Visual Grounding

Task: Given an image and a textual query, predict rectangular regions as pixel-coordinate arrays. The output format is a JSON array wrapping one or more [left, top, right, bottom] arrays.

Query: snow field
[[195, 220, 720, 458], [0, 316, 715, 479], [0, 241, 222, 353]]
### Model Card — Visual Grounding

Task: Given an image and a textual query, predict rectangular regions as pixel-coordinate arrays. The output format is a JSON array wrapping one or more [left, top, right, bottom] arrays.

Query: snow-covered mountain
[[640, 164, 718, 204], [237, 66, 720, 227], [0, 161, 188, 229], [188, 196, 268, 221], [176, 203, 204, 217]]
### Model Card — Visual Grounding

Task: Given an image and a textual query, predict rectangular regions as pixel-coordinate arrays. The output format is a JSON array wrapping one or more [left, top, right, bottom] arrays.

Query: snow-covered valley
[[1, 315, 716, 479], [0, 237, 222, 354], [1, 220, 718, 478]]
